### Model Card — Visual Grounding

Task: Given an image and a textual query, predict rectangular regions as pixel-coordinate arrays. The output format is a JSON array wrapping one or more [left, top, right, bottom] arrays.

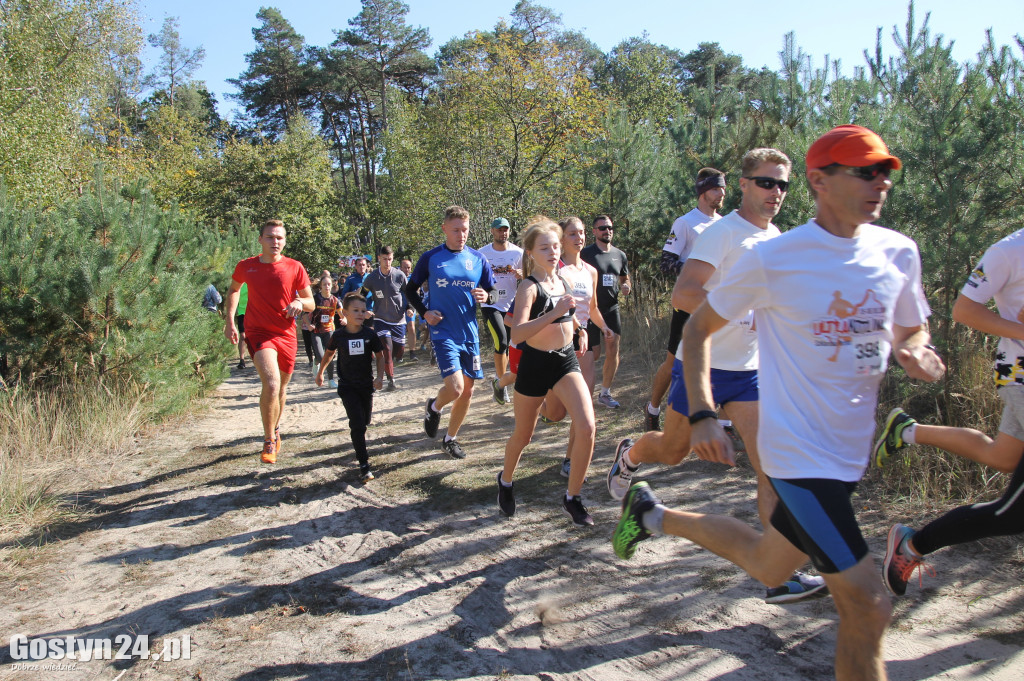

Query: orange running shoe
[[261, 438, 277, 464]]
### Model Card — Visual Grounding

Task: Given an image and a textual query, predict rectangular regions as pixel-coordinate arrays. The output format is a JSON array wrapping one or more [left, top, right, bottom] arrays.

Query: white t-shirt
[[679, 210, 781, 371], [560, 260, 596, 325], [707, 220, 930, 481], [662, 208, 720, 261], [960, 227, 1024, 387], [479, 243, 524, 313]]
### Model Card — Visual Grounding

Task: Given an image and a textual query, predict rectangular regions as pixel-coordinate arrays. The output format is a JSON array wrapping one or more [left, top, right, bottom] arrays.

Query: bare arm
[[315, 348, 337, 386], [953, 293, 1024, 341], [223, 279, 242, 343], [672, 259, 715, 313], [588, 267, 614, 340], [682, 301, 734, 465]]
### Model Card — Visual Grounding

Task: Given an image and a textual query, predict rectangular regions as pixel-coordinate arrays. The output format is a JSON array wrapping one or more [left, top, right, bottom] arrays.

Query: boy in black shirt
[[316, 293, 385, 481]]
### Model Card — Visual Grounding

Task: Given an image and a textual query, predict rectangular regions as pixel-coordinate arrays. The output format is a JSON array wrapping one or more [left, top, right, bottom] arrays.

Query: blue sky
[[137, 0, 1022, 118]]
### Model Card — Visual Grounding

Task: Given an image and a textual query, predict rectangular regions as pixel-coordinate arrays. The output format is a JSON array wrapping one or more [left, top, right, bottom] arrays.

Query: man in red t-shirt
[[224, 220, 314, 463]]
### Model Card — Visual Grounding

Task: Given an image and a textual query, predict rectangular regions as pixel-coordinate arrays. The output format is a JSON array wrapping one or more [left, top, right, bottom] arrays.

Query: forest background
[[2, 0, 1024, 528]]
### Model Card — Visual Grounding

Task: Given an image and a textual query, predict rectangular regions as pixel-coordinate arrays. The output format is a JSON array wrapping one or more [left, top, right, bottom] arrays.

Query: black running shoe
[[497, 472, 515, 517], [442, 438, 466, 459], [562, 495, 594, 527], [424, 398, 441, 439], [643, 405, 661, 432]]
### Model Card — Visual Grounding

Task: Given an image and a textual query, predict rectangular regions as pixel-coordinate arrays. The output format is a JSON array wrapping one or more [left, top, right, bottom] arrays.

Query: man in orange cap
[[613, 125, 945, 680]]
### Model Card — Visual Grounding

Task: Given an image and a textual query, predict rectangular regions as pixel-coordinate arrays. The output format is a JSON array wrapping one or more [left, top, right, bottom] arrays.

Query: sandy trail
[[2, 354, 1023, 680]]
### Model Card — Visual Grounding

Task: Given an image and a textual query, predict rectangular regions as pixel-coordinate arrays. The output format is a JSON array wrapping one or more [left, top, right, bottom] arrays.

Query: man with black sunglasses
[[615, 125, 944, 680], [644, 168, 726, 432], [609, 147, 826, 603], [582, 214, 631, 409]]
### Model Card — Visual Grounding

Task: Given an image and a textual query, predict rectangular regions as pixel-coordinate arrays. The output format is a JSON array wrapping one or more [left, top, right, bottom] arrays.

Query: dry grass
[[0, 381, 148, 539]]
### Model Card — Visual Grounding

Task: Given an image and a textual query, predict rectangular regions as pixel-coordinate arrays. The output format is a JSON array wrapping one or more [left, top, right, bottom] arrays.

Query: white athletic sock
[[565, 492, 576, 501], [429, 399, 439, 414], [444, 433, 455, 443], [601, 387, 611, 396], [646, 403, 660, 416], [499, 475, 513, 488], [642, 504, 665, 535], [621, 447, 637, 470], [903, 423, 918, 444]]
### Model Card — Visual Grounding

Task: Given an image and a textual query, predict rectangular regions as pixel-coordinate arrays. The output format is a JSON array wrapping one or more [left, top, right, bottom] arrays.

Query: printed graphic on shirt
[[812, 289, 888, 375], [965, 263, 987, 289]]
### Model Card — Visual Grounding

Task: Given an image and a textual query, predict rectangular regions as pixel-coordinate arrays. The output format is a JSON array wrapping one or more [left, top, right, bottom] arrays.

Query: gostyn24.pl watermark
[[9, 633, 191, 662]]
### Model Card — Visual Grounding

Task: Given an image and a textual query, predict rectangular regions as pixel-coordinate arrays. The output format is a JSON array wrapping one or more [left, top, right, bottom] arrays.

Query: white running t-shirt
[[959, 227, 1024, 387], [680, 210, 780, 371], [707, 220, 930, 481], [560, 261, 596, 326], [479, 243, 524, 313], [662, 208, 720, 261]]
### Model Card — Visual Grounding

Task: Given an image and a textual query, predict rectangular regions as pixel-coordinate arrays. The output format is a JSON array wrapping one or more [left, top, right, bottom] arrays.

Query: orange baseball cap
[[806, 125, 902, 170]]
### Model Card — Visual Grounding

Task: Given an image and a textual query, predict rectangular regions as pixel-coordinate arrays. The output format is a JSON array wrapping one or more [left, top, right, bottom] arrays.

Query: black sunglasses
[[595, 225, 613, 231], [744, 176, 790, 192], [838, 162, 894, 181]]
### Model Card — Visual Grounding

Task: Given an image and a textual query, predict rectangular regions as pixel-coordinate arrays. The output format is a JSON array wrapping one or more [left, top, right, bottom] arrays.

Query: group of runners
[[223, 125, 1024, 680]]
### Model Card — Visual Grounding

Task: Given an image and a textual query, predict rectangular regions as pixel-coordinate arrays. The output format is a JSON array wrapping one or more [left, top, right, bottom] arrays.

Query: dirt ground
[[2, 349, 1024, 680]]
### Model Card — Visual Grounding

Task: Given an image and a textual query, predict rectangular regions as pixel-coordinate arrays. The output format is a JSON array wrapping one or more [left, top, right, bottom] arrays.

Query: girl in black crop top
[[499, 217, 597, 527]]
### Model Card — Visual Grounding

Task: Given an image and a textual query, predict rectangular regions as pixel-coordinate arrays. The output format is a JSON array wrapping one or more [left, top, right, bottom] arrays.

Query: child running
[[498, 217, 597, 526], [307, 275, 342, 388], [316, 293, 385, 482]]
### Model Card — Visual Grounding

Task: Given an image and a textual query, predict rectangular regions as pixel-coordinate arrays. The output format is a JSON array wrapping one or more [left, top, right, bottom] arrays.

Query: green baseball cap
[[491, 217, 510, 229]]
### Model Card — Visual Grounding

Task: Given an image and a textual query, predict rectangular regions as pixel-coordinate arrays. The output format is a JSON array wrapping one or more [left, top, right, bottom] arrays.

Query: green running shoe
[[613, 482, 660, 559]]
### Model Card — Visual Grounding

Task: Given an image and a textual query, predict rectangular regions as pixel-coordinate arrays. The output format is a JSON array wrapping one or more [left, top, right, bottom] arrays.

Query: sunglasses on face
[[838, 163, 894, 181], [595, 225, 613, 231], [745, 176, 790, 192]]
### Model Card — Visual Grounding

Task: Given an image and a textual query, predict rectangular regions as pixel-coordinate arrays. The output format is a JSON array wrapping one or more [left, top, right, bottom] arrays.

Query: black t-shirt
[[581, 244, 629, 311], [327, 326, 384, 389]]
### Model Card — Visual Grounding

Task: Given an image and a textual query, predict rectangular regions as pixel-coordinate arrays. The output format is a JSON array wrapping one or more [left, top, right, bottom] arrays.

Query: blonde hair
[[740, 148, 791, 176], [261, 219, 285, 236], [443, 205, 470, 222], [521, 215, 563, 278]]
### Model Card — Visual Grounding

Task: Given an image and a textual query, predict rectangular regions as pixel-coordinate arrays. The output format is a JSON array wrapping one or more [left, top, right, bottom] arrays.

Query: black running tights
[[339, 387, 373, 468], [913, 454, 1024, 555]]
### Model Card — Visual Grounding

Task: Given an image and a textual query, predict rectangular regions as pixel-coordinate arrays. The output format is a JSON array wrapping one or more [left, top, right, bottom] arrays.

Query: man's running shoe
[[873, 408, 915, 468], [562, 495, 594, 527], [406, 353, 419, 363], [598, 392, 621, 409], [503, 385, 512, 405], [607, 438, 638, 501], [442, 438, 466, 459], [613, 481, 659, 559], [539, 413, 555, 425], [644, 405, 661, 432], [237, 359, 246, 370], [883, 524, 932, 596], [260, 439, 277, 464], [359, 466, 375, 483], [764, 572, 829, 604], [497, 472, 515, 517], [329, 379, 338, 388], [385, 379, 396, 392], [423, 398, 441, 439], [492, 377, 506, 406]]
